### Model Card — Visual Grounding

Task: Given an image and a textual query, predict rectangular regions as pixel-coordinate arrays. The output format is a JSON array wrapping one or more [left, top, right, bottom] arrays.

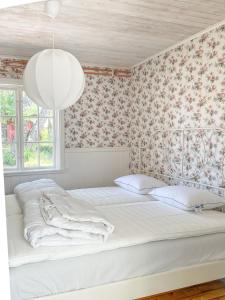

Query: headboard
[[139, 128, 225, 196]]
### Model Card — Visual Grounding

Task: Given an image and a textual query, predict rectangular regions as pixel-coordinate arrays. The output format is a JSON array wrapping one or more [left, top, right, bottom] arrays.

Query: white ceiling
[[0, 0, 44, 9], [0, 0, 225, 67]]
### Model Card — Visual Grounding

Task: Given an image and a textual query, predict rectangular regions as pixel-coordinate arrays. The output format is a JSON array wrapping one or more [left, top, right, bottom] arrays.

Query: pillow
[[114, 174, 166, 195], [149, 185, 225, 211]]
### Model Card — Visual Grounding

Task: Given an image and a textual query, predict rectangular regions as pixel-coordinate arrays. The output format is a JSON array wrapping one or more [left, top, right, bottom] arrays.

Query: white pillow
[[149, 185, 225, 211], [114, 174, 166, 195]]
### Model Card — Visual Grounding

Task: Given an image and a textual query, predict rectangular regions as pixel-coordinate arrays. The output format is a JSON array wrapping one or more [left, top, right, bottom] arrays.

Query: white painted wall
[[4, 147, 130, 194]]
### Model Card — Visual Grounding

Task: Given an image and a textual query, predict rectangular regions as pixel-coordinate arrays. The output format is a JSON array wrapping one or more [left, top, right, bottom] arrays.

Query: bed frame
[[139, 127, 225, 196], [35, 127, 225, 299], [38, 260, 225, 300]]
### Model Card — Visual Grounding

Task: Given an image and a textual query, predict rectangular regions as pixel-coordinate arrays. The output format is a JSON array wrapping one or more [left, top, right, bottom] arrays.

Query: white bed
[[6, 187, 225, 300]]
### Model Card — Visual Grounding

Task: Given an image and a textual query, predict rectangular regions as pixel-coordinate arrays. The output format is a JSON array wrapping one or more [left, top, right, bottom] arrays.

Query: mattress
[[5, 194, 22, 216], [7, 187, 225, 300], [5, 186, 152, 217]]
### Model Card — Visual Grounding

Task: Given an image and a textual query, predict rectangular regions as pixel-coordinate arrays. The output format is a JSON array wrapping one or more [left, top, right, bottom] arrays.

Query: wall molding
[[132, 19, 225, 69], [0, 57, 131, 78], [82, 66, 131, 77], [0, 78, 23, 85], [4, 146, 130, 194], [65, 147, 130, 153]]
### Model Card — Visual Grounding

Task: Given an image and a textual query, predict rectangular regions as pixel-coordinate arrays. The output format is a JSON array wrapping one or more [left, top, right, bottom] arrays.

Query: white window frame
[[0, 79, 64, 176]]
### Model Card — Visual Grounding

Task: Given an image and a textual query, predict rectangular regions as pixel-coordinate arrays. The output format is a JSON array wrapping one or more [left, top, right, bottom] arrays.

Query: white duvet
[[8, 198, 225, 268], [14, 179, 114, 248]]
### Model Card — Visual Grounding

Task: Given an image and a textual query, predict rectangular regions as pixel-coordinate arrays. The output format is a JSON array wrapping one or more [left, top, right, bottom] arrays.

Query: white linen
[[5, 187, 153, 217], [5, 194, 22, 216], [14, 178, 66, 209], [24, 199, 107, 248], [114, 174, 166, 194], [68, 186, 156, 205], [8, 187, 225, 300], [149, 185, 225, 211], [14, 179, 114, 248], [8, 197, 225, 267], [10, 232, 225, 300], [40, 193, 114, 238]]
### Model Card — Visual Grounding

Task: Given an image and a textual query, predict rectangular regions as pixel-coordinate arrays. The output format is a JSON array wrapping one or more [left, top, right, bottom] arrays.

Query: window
[[0, 84, 63, 173]]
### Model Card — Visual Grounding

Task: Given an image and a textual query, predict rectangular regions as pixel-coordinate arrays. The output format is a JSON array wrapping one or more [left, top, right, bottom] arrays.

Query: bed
[[6, 186, 225, 300]]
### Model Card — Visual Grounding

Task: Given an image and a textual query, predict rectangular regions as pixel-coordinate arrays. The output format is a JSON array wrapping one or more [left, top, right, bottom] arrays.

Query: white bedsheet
[[68, 186, 154, 205], [5, 186, 152, 217], [5, 194, 22, 216], [7, 187, 225, 300], [8, 187, 225, 268], [10, 232, 225, 300]]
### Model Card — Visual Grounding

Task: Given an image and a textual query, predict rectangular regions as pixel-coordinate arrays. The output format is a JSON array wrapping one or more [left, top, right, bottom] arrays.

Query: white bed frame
[[138, 127, 225, 193], [38, 260, 225, 300], [35, 128, 225, 299]]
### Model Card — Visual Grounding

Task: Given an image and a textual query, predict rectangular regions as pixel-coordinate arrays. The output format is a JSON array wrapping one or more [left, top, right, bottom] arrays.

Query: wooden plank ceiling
[[0, 0, 224, 67]]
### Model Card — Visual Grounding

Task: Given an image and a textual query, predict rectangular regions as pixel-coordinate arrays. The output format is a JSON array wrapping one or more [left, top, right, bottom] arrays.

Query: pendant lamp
[[23, 0, 85, 110]]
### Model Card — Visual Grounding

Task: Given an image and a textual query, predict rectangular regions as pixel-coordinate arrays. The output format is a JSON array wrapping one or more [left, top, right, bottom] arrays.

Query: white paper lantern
[[23, 49, 85, 110]]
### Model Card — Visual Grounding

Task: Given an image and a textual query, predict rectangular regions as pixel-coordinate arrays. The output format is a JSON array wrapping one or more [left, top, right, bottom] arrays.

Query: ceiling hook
[[45, 0, 61, 19]]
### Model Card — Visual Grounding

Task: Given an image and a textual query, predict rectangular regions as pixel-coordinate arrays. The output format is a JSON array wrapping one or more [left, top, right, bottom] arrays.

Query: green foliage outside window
[[3, 150, 16, 166], [0, 90, 16, 116], [0, 88, 55, 169]]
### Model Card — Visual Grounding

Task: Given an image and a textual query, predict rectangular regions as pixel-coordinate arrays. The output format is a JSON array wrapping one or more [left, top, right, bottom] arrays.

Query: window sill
[[4, 168, 65, 177]]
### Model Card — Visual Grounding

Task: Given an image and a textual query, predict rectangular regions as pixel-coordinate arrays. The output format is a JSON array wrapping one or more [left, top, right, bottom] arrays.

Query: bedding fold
[[40, 193, 114, 237], [14, 179, 114, 248], [8, 199, 225, 268]]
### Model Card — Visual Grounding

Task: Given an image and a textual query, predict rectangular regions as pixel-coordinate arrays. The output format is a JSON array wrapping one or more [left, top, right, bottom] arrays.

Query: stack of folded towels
[[14, 179, 114, 248]]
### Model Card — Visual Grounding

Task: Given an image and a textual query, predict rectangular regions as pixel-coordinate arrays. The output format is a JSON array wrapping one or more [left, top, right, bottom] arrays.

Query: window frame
[[0, 80, 64, 175]]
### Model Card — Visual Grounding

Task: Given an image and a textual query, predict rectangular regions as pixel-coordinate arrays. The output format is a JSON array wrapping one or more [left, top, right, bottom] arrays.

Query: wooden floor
[[139, 281, 225, 300]]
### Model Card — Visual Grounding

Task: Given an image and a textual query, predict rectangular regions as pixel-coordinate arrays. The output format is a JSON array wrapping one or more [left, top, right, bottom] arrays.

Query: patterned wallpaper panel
[[64, 75, 131, 148], [0, 23, 225, 192], [130, 24, 225, 192], [0, 58, 131, 148]]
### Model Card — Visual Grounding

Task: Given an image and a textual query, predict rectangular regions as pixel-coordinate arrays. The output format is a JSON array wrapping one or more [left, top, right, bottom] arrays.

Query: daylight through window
[[0, 85, 61, 172]]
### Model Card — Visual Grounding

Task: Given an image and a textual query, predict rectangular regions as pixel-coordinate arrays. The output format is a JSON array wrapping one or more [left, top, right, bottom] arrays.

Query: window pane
[[24, 143, 39, 168], [39, 118, 53, 142], [24, 118, 38, 142], [40, 143, 54, 167], [2, 143, 16, 168], [0, 89, 16, 116], [1, 117, 16, 143], [39, 106, 53, 117], [22, 92, 38, 117], [0, 88, 57, 171]]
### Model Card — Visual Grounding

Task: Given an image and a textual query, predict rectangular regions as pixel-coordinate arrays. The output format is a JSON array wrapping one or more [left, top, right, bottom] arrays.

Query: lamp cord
[[51, 17, 55, 49], [52, 31, 55, 49]]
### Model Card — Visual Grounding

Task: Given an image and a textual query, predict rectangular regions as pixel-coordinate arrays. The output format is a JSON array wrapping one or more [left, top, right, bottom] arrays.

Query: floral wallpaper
[[0, 59, 131, 148], [64, 75, 131, 148], [1, 23, 225, 192], [129, 24, 225, 193]]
